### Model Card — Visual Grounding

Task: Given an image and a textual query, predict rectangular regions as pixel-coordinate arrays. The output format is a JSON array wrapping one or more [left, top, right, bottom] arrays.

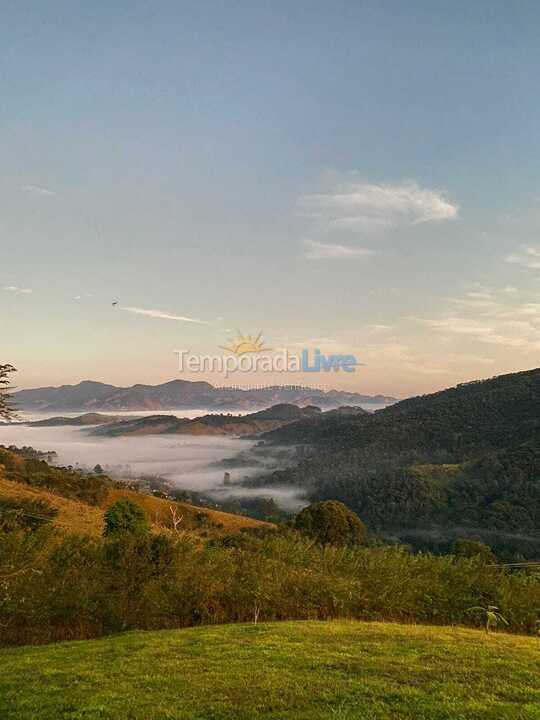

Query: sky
[[2, 0, 540, 398]]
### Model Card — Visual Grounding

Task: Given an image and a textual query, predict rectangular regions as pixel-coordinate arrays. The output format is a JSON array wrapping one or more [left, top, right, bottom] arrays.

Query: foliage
[[294, 500, 367, 546], [0, 496, 57, 532], [453, 538, 496, 564], [1, 521, 539, 646], [256, 369, 540, 558], [103, 500, 150, 537], [0, 364, 16, 421], [0, 448, 111, 505]]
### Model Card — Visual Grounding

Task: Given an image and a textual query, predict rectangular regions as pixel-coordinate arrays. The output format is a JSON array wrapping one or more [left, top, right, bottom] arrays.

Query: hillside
[[262, 367, 540, 453], [0, 448, 269, 538], [1, 621, 538, 720], [12, 378, 396, 412], [92, 403, 322, 437], [28, 412, 127, 427], [254, 368, 540, 556]]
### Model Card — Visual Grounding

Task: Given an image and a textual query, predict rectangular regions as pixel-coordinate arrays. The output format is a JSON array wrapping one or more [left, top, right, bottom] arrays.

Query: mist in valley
[[0, 424, 306, 511]]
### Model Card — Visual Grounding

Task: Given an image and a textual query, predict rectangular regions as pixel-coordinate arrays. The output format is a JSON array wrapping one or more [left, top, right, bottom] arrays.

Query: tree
[[0, 364, 17, 421], [103, 499, 149, 537], [453, 538, 496, 564], [294, 500, 367, 547]]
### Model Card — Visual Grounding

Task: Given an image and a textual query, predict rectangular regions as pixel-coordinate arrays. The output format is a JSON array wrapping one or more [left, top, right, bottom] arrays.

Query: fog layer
[[0, 425, 305, 510]]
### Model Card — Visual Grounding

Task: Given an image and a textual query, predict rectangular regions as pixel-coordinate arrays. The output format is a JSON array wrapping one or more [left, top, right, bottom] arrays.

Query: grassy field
[[1, 621, 539, 720]]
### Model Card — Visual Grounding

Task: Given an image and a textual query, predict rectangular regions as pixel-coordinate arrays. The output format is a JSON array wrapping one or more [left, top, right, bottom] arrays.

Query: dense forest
[[254, 369, 540, 557]]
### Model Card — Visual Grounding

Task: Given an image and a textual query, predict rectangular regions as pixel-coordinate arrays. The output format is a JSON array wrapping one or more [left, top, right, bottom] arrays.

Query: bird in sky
[[112, 301, 118, 307]]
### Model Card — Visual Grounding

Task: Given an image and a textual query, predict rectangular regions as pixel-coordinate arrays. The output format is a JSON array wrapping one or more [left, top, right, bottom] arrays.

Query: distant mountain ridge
[[91, 403, 326, 438], [12, 379, 396, 412]]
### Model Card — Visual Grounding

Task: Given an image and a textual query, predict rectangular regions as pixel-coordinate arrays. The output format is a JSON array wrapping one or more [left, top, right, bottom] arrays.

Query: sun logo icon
[[220, 331, 271, 355]]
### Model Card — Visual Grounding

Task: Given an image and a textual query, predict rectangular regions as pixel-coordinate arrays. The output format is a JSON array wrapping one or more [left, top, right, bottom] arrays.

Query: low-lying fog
[[0, 423, 306, 511]]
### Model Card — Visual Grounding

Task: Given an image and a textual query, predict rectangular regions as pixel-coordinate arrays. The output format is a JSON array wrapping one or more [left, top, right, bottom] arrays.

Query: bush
[[453, 538, 496, 564], [103, 500, 149, 537], [1, 527, 539, 646], [294, 500, 367, 547], [0, 497, 57, 532]]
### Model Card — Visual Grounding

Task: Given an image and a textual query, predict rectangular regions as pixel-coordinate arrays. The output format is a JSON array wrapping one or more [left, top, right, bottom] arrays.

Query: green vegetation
[[0, 446, 270, 538], [103, 499, 150, 536], [0, 363, 16, 421], [0, 442, 538, 647], [257, 368, 540, 558], [454, 538, 497, 564], [1, 621, 539, 720], [2, 512, 539, 645], [0, 446, 112, 505], [0, 495, 57, 531], [294, 500, 366, 546]]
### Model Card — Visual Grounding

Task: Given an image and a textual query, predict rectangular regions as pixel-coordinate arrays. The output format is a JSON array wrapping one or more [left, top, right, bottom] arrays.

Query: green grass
[[1, 621, 539, 720]]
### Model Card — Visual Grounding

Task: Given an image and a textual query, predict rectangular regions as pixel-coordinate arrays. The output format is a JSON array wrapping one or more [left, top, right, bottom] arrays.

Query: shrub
[[453, 538, 496, 564], [103, 500, 149, 537]]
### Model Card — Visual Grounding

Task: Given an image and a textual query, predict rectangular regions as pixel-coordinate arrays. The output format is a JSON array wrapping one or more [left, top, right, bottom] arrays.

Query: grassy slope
[[0, 472, 270, 538], [1, 621, 539, 720]]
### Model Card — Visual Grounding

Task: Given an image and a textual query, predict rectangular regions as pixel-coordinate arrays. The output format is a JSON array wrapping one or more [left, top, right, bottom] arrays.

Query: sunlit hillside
[[0, 449, 270, 538]]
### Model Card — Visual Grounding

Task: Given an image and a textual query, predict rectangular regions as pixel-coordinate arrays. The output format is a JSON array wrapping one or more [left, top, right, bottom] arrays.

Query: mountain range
[[12, 379, 396, 413]]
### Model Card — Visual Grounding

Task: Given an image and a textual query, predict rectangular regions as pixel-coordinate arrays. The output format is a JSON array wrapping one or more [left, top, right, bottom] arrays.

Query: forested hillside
[[255, 369, 540, 557]]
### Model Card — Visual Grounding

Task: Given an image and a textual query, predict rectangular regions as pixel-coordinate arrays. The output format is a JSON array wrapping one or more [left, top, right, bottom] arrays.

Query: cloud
[[4, 286, 32, 295], [23, 184, 55, 197], [303, 239, 373, 260], [299, 180, 458, 233], [422, 317, 502, 338], [406, 277, 540, 354], [363, 340, 448, 375], [450, 295, 497, 310], [505, 246, 540, 270], [415, 315, 537, 350], [122, 306, 208, 324]]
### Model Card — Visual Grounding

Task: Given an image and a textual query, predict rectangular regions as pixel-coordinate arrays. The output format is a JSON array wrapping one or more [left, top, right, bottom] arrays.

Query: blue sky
[[2, 1, 540, 396]]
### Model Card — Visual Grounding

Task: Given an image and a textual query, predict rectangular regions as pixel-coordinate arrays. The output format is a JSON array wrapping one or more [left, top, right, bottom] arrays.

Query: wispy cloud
[[505, 245, 540, 270], [419, 317, 531, 348], [303, 239, 373, 260], [122, 306, 208, 324], [4, 286, 32, 295], [299, 180, 458, 233], [23, 184, 55, 197], [449, 288, 498, 310], [410, 283, 540, 351]]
